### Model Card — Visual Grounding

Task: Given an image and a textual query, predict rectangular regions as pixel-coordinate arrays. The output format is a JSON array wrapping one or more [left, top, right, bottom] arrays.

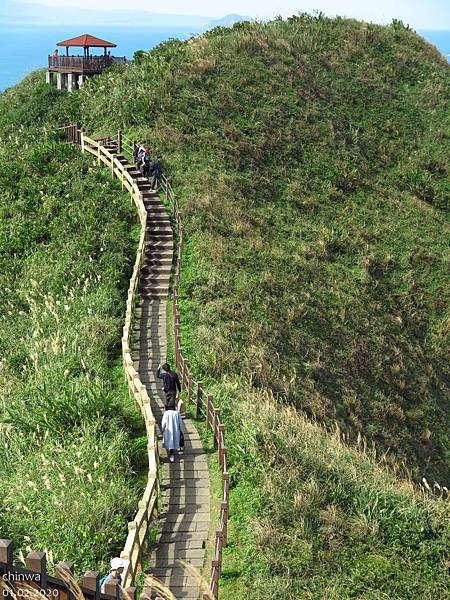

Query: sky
[[14, 0, 450, 29]]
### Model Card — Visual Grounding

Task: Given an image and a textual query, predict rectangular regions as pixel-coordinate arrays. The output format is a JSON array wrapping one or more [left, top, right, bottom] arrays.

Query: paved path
[[125, 163, 210, 599]]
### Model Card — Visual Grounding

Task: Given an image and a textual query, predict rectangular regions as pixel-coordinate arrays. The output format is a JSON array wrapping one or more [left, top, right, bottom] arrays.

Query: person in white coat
[[161, 407, 182, 463]]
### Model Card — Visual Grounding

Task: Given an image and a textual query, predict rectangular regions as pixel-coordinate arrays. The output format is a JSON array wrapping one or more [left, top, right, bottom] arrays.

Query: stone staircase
[[121, 158, 210, 599]]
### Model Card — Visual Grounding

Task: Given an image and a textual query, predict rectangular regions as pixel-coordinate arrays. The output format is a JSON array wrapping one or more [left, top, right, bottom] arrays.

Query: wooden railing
[[64, 126, 159, 590], [159, 171, 230, 600], [0, 539, 133, 600], [48, 56, 127, 74]]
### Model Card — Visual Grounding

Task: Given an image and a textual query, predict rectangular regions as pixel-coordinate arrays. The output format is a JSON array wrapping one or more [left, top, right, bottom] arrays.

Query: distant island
[[207, 14, 253, 28]]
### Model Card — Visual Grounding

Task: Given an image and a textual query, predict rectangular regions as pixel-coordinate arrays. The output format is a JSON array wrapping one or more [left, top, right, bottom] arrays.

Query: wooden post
[[213, 409, 221, 449], [211, 557, 221, 598], [82, 571, 100, 600], [218, 423, 225, 458], [220, 447, 227, 471], [124, 588, 136, 600], [80, 131, 85, 153], [197, 382, 203, 418], [55, 561, 74, 578], [206, 395, 212, 429], [117, 130, 122, 154], [188, 376, 193, 405], [179, 352, 184, 387], [183, 359, 189, 389], [26, 551, 47, 592], [221, 501, 229, 546], [222, 472, 229, 503], [215, 530, 224, 576], [0, 539, 13, 569], [166, 180, 170, 204], [175, 334, 181, 371], [104, 580, 119, 599]]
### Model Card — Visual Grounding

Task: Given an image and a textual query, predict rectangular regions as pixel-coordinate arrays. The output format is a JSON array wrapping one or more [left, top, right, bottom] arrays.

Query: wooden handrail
[[65, 126, 159, 589], [159, 172, 230, 600]]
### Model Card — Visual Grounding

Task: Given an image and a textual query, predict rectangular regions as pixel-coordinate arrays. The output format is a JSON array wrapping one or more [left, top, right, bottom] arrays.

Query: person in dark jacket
[[157, 362, 181, 409], [142, 148, 152, 177], [150, 155, 162, 190]]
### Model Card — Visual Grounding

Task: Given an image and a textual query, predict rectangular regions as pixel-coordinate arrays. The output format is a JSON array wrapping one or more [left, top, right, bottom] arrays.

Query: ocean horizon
[[0, 24, 449, 93]]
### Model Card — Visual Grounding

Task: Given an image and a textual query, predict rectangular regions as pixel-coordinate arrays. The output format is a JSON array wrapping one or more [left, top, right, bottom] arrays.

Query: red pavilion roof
[[57, 34, 117, 48]]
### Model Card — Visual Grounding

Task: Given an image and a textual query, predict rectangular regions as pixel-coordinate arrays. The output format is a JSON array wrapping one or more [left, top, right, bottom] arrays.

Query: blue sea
[[0, 25, 448, 93]]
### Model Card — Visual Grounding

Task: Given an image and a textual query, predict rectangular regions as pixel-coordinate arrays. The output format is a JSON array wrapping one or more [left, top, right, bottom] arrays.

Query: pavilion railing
[[48, 56, 127, 73]]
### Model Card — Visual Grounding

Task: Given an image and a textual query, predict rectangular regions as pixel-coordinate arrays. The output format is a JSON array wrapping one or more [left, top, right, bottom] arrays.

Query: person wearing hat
[[100, 557, 126, 593]]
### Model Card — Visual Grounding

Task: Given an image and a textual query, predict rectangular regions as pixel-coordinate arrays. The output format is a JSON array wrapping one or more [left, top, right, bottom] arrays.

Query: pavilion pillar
[[78, 75, 85, 88], [46, 71, 51, 85], [67, 73, 77, 92], [57, 73, 68, 90]]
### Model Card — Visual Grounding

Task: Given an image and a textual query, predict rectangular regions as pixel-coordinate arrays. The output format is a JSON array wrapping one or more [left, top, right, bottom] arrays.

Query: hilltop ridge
[[1, 14, 449, 599]]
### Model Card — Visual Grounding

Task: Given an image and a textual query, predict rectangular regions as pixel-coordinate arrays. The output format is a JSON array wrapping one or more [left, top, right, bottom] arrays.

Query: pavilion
[[47, 34, 127, 91]]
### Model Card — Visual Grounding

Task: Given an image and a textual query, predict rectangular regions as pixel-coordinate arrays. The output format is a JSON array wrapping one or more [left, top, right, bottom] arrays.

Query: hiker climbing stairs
[[123, 160, 210, 599]]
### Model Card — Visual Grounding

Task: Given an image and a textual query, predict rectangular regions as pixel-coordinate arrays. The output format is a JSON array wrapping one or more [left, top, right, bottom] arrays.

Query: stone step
[[141, 276, 171, 286], [145, 239, 173, 246], [141, 268, 172, 277], [141, 264, 172, 273], [139, 281, 169, 289], [149, 542, 207, 557], [143, 583, 200, 597], [140, 292, 169, 299], [144, 251, 173, 259], [144, 252, 173, 261], [147, 245, 173, 252], [145, 234, 173, 242], [147, 218, 171, 227], [146, 225, 170, 232]]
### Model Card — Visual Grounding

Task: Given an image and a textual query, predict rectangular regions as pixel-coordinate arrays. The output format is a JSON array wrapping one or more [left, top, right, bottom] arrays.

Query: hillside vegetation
[[60, 15, 449, 482], [1, 13, 449, 598], [0, 73, 146, 572]]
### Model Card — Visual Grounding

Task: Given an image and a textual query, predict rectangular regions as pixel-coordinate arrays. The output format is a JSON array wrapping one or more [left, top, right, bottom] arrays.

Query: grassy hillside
[[0, 73, 146, 573], [2, 13, 449, 598], [62, 14, 449, 482]]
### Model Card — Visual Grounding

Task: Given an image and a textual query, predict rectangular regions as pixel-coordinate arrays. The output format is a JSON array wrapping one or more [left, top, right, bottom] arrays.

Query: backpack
[[99, 575, 108, 591]]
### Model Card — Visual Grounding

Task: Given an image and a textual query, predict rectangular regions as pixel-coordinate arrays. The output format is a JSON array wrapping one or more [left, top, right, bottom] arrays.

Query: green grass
[[0, 74, 146, 574], [1, 13, 449, 598]]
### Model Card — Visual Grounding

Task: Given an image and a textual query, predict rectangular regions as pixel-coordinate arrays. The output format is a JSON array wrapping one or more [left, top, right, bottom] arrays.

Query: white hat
[[110, 557, 126, 570]]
